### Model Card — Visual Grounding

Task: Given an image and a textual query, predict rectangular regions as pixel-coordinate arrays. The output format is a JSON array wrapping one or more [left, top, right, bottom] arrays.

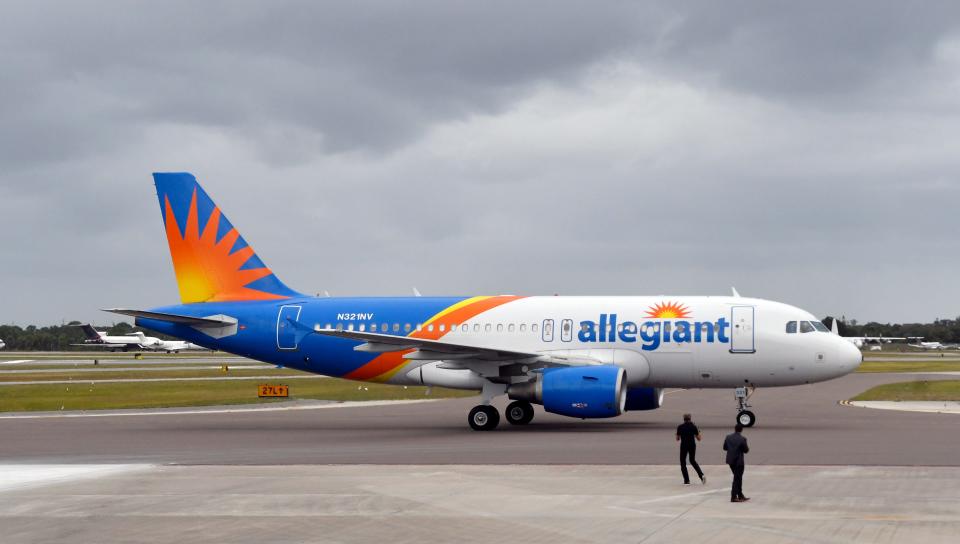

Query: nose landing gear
[[735, 386, 756, 427]]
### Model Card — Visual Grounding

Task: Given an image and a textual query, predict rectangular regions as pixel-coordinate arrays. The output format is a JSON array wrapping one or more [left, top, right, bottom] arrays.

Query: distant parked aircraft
[[828, 320, 906, 350], [908, 339, 947, 350], [72, 324, 206, 353], [0, 338, 5, 350]]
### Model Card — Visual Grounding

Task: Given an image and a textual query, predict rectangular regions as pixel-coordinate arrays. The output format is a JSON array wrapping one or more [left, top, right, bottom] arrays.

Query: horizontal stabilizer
[[102, 308, 234, 327]]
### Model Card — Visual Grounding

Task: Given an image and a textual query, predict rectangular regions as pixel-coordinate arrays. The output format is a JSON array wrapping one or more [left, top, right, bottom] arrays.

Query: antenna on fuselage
[[731, 287, 741, 298]]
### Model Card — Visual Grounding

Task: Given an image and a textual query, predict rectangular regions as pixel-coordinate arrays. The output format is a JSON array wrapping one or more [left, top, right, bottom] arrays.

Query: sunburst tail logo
[[154, 172, 301, 304], [645, 301, 691, 319]]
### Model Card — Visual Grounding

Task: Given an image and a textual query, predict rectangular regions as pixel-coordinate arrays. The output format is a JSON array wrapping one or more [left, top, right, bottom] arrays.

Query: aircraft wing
[[312, 327, 599, 367]]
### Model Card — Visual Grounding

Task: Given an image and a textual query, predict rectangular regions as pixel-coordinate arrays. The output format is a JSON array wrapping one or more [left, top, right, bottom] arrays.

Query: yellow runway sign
[[258, 384, 289, 398]]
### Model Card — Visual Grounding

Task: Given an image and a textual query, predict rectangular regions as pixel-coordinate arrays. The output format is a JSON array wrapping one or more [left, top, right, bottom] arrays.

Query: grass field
[[0, 378, 475, 412], [851, 380, 960, 402], [0, 368, 320, 382], [856, 361, 960, 373]]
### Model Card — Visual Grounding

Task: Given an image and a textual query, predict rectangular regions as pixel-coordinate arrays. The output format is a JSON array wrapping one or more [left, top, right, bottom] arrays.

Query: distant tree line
[[0, 321, 179, 351], [824, 316, 960, 343]]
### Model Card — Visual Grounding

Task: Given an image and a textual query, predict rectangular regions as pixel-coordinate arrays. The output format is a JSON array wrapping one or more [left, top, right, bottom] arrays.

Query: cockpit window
[[811, 321, 829, 332], [786, 321, 797, 334], [800, 321, 815, 333]]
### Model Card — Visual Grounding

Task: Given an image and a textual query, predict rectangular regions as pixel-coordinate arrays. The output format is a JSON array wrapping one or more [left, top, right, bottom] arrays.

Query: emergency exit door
[[730, 306, 756, 353]]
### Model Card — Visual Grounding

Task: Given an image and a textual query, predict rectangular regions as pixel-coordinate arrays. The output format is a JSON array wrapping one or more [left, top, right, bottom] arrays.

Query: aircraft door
[[730, 306, 756, 354], [277, 305, 302, 351]]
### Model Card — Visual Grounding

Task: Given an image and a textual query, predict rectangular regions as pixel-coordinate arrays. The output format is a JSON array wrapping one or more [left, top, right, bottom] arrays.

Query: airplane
[[72, 324, 206, 353], [827, 320, 906, 350], [105, 173, 863, 430], [0, 338, 5, 350], [908, 339, 947, 350]]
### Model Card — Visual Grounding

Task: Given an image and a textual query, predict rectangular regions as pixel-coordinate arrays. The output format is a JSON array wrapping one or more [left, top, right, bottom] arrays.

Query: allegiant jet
[[107, 173, 862, 430]]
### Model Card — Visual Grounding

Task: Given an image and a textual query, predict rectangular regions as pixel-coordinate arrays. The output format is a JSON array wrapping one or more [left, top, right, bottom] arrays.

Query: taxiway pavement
[[0, 372, 956, 466]]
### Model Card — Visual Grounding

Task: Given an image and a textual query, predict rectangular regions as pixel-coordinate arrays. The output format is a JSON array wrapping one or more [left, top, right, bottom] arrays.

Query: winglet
[[731, 287, 741, 298]]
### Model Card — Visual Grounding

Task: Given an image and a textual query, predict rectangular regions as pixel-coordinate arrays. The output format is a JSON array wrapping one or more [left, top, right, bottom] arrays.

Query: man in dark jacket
[[676, 413, 705, 485], [723, 424, 750, 502]]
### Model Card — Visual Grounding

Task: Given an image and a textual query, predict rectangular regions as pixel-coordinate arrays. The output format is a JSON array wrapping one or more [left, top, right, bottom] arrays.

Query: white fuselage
[[389, 296, 862, 389]]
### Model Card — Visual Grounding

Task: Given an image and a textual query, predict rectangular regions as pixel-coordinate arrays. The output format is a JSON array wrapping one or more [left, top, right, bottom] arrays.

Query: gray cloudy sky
[[2, 1, 959, 326]]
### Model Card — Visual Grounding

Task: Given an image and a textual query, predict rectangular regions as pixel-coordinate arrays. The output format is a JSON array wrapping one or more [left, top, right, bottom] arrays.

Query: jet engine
[[507, 365, 627, 418]]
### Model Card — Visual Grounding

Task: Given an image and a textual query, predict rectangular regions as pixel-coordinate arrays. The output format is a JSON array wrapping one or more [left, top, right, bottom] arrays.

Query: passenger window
[[416, 323, 423, 332], [542, 319, 555, 342], [485, 324, 492, 332], [532, 323, 539, 333], [324, 323, 331, 330], [462, 324, 468, 332], [336, 323, 343, 331], [561, 319, 573, 342], [438, 324, 444, 332], [404, 323, 411, 332], [800, 321, 815, 333], [663, 322, 671, 335], [427, 324, 434, 332], [474, 323, 480, 332], [519, 324, 526, 332], [393, 323, 400, 333], [347, 323, 355, 331], [359, 324, 366, 332], [370, 323, 377, 332], [508, 324, 515, 332], [497, 324, 504, 332], [786, 321, 797, 334]]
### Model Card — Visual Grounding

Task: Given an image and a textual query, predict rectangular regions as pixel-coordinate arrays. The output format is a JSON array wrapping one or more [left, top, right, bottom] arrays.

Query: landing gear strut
[[735, 386, 756, 427], [505, 401, 535, 425]]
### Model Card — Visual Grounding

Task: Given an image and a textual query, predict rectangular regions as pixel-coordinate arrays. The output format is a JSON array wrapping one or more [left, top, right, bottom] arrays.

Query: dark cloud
[[1, 1, 959, 325]]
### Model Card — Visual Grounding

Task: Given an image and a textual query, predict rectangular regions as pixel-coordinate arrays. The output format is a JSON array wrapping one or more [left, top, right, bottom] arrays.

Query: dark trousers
[[680, 443, 703, 483], [728, 462, 745, 499]]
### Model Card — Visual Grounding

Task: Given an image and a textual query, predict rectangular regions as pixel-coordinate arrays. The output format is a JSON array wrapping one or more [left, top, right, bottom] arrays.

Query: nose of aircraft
[[837, 337, 863, 374]]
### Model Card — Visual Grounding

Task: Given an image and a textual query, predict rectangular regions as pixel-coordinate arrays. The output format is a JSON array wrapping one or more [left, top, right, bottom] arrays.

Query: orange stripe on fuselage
[[342, 295, 524, 382]]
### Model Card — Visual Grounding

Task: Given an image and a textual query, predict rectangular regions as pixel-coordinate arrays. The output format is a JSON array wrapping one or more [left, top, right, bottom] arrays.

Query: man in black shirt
[[676, 413, 705, 485]]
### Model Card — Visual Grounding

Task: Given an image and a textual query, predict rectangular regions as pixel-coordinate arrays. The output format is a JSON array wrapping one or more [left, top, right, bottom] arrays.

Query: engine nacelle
[[507, 365, 627, 418], [624, 387, 664, 411]]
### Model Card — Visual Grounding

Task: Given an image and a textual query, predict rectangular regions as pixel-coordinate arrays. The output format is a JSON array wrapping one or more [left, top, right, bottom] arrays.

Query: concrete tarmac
[[2, 464, 959, 544], [0, 372, 957, 466]]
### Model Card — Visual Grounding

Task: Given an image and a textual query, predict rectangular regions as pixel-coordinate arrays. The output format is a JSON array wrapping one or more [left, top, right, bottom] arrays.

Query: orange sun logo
[[164, 189, 287, 304], [645, 301, 691, 319]]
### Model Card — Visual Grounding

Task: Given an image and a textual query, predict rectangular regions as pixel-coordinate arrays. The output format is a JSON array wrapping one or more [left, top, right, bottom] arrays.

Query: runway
[[1, 372, 956, 466]]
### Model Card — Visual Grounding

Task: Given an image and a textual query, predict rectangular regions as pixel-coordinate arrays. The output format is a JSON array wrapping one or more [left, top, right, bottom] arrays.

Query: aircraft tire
[[505, 401, 535, 425], [737, 410, 756, 428], [468, 405, 500, 431]]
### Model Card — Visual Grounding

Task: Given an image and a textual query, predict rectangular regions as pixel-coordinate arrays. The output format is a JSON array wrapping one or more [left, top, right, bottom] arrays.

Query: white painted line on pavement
[[0, 464, 152, 492]]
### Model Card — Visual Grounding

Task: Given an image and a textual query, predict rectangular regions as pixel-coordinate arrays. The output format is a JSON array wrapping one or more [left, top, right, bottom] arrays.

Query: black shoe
[[683, 481, 691, 485]]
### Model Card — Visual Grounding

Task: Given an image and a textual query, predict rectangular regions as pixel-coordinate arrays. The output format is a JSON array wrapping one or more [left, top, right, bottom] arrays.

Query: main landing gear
[[467, 401, 536, 430], [467, 383, 535, 431], [468, 405, 500, 431], [735, 386, 756, 428]]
